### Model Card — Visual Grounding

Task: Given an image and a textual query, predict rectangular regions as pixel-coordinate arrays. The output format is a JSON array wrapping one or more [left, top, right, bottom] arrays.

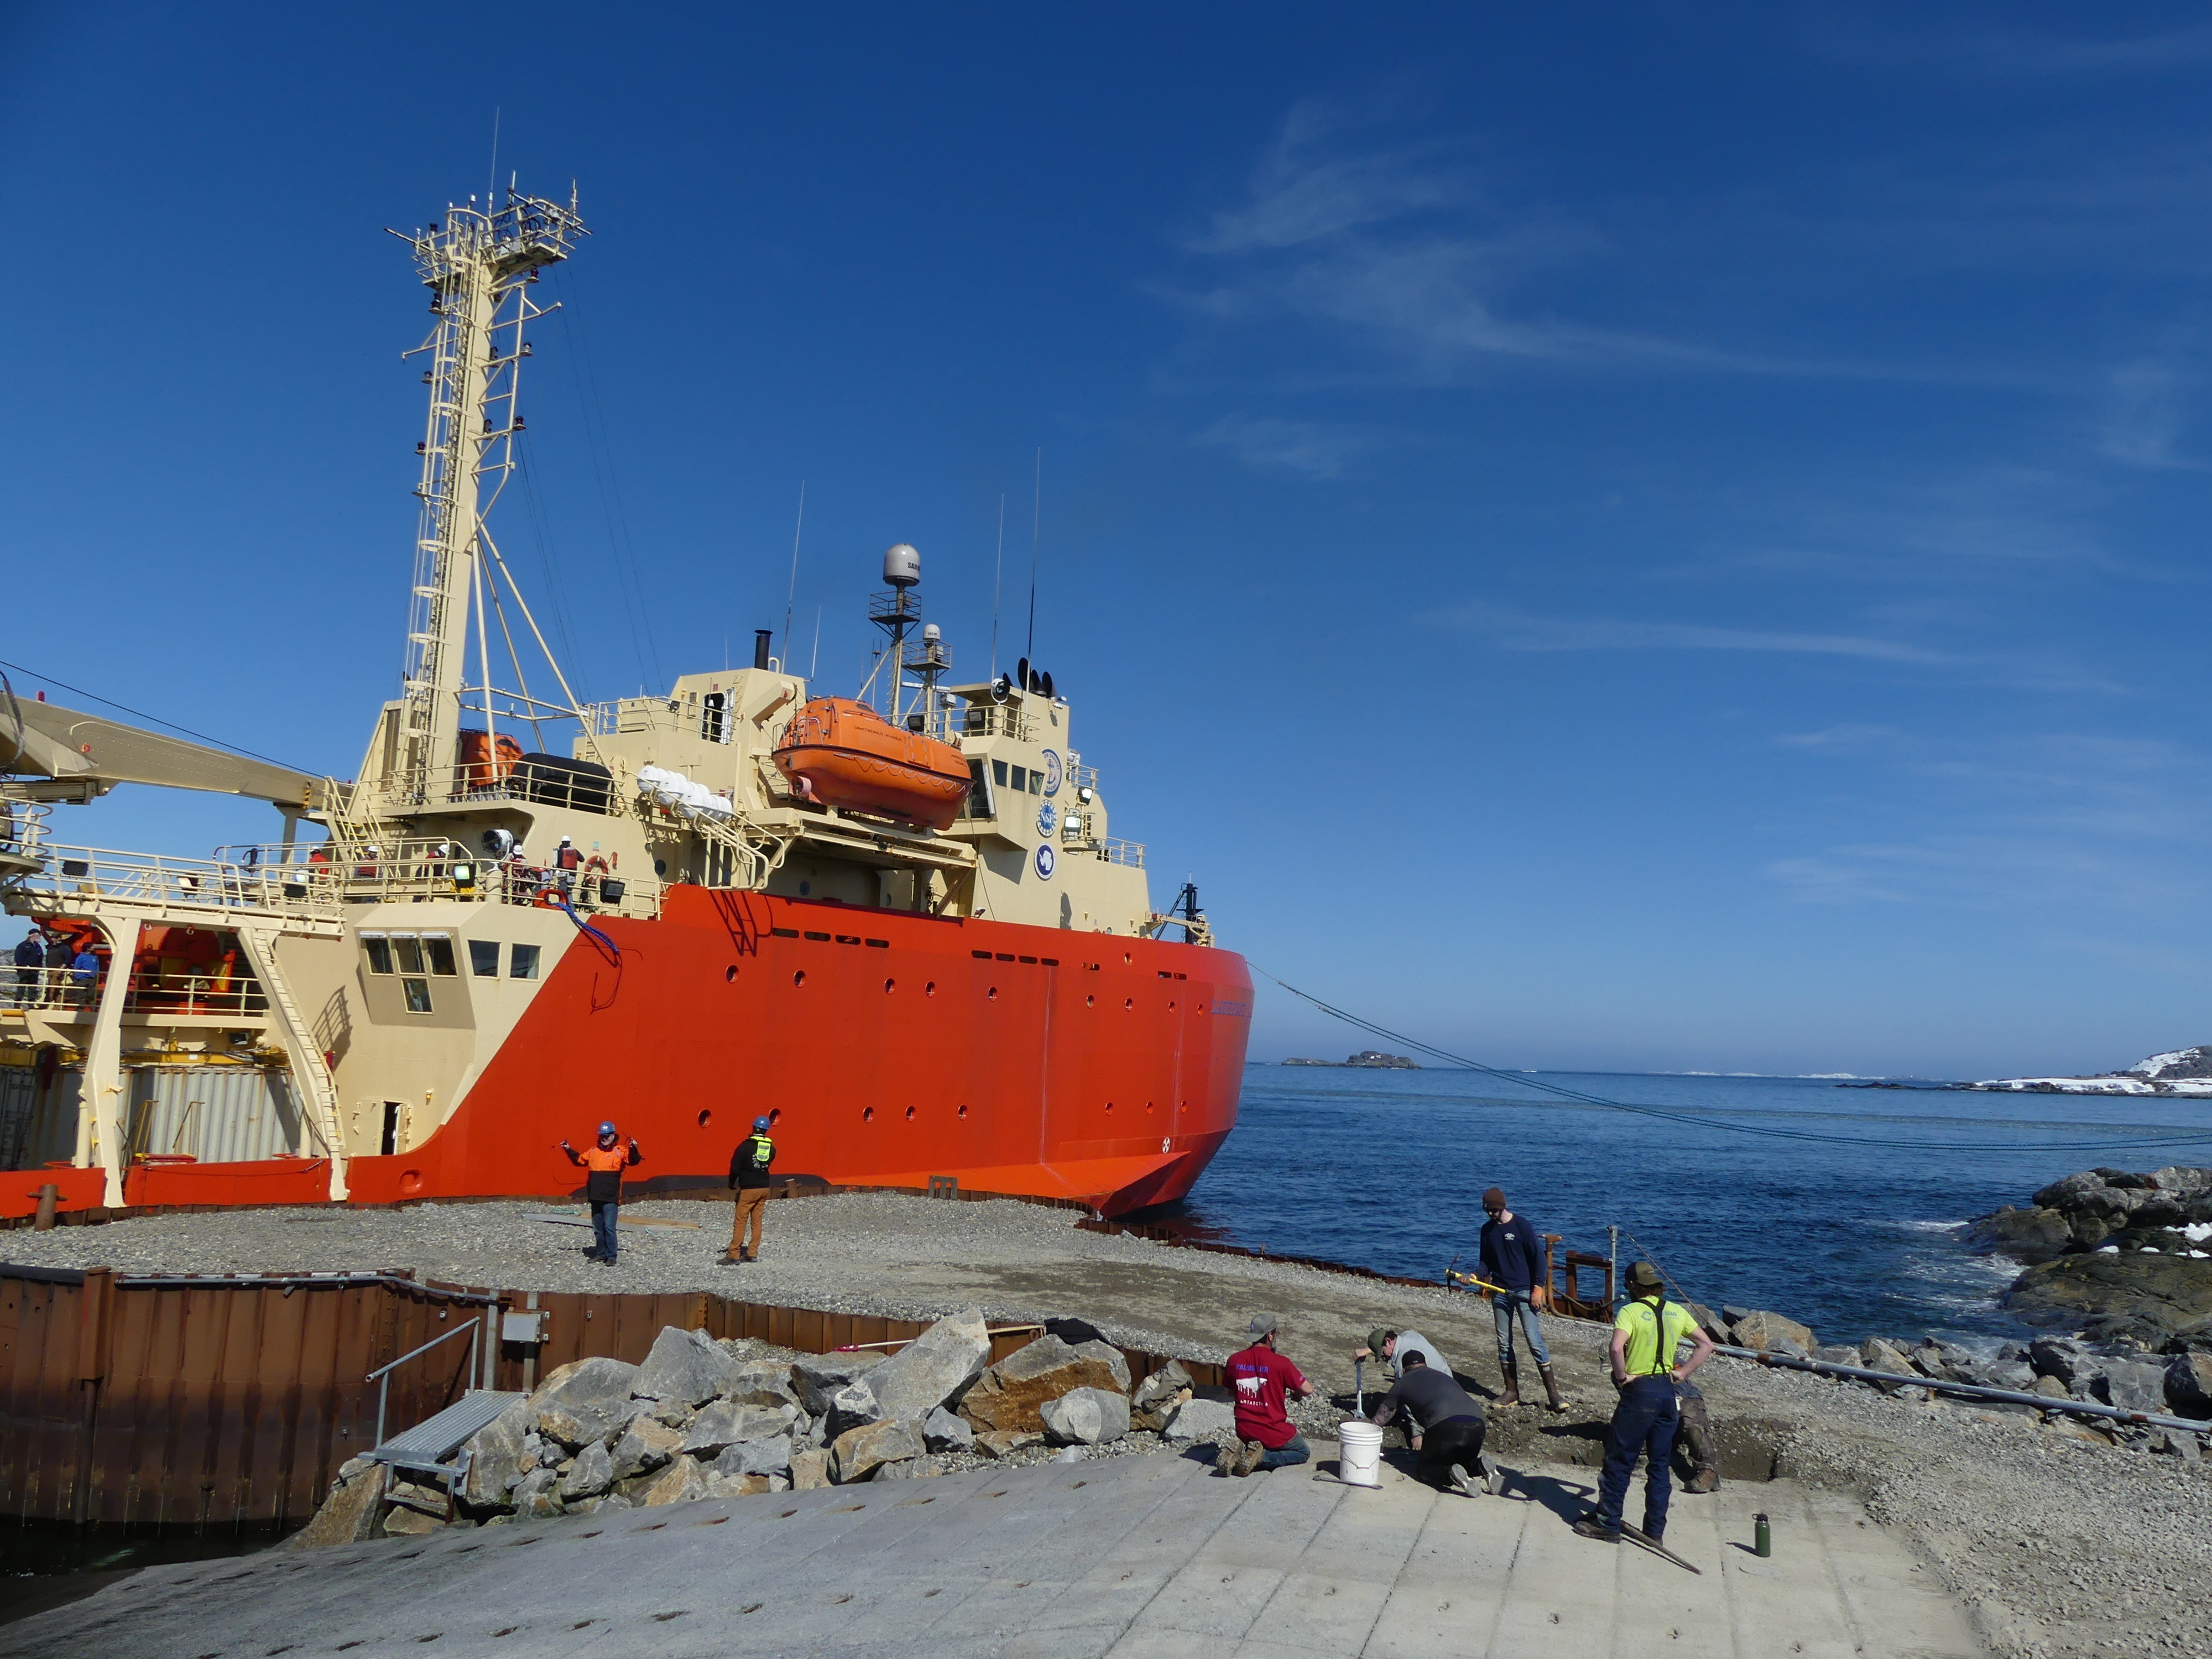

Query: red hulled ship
[[0, 185, 1249, 1219]]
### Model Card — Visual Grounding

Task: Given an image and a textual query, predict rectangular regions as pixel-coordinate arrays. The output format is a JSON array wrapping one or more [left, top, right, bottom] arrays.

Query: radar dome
[[883, 542, 921, 587]]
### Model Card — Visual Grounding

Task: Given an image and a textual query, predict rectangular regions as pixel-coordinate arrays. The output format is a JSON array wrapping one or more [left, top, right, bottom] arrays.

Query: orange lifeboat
[[773, 697, 971, 831]]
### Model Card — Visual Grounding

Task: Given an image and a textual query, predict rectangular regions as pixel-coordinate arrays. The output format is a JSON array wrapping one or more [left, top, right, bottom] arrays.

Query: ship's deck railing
[[8, 844, 348, 926], [2, 963, 270, 1020], [14, 840, 663, 924], [944, 703, 1036, 744], [582, 696, 684, 738], [1068, 763, 1098, 794], [1094, 837, 1145, 868]]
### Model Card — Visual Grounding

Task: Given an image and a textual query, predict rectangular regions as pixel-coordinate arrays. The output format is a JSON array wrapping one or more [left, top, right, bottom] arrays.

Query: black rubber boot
[[1495, 1361, 1521, 1409]]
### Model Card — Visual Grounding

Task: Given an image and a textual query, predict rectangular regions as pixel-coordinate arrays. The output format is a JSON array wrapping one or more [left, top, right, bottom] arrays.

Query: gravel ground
[[8, 1192, 2211, 1656]]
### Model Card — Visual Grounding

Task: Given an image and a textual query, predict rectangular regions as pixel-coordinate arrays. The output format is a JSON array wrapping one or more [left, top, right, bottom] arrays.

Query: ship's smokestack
[[754, 629, 773, 670]]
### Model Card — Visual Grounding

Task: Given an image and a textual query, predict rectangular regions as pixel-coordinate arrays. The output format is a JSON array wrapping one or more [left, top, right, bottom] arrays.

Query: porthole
[[768, 1108, 782, 1126], [957, 1104, 968, 1119], [863, 1107, 875, 1123], [724, 965, 738, 984], [884, 978, 895, 994], [799, 880, 811, 895], [1123, 952, 1131, 964], [904, 1105, 916, 1121], [988, 987, 998, 1001], [1146, 1101, 1155, 1113], [654, 858, 667, 877], [1123, 998, 1133, 1011], [1168, 1000, 1177, 1011], [1104, 1102, 1114, 1113], [1086, 994, 1094, 1007], [925, 980, 936, 995], [697, 1110, 712, 1129], [792, 971, 806, 988]]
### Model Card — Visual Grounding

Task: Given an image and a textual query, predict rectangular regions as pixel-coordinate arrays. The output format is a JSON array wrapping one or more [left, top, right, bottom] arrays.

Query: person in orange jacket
[[560, 1121, 642, 1264]]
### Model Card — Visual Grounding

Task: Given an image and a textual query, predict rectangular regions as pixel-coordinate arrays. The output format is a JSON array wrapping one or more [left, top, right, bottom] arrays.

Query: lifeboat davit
[[773, 697, 972, 831]]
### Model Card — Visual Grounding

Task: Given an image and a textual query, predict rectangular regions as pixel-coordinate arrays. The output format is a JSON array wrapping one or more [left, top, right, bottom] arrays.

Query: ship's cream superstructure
[[0, 184, 1245, 1221]]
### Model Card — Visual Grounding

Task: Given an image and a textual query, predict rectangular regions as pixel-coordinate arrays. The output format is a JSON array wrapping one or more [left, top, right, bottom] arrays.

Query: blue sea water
[[1175, 1067, 2212, 1352]]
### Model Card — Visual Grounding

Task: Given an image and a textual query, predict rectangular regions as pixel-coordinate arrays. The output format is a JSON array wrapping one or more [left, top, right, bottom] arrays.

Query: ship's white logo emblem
[[1034, 844, 1056, 880], [1041, 749, 1062, 796], [1036, 802, 1057, 837]]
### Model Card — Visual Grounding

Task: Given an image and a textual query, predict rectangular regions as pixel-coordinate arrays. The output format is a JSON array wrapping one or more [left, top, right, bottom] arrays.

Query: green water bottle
[[1754, 1513, 1771, 1558]]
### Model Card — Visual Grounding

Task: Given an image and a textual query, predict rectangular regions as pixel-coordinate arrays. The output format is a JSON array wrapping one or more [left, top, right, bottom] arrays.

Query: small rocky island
[[1972, 1045, 2212, 1096], [1280, 1051, 1420, 1069]]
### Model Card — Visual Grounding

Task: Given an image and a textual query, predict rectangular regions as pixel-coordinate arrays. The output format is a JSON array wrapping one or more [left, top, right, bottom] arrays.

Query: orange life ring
[[585, 855, 611, 876]]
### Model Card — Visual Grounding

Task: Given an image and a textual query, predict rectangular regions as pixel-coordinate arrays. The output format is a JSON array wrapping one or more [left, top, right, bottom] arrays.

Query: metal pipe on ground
[[1714, 1343, 2212, 1437]]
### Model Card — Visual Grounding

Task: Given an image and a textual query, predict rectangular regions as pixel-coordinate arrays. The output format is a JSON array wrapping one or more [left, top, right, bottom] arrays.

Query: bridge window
[[469, 940, 501, 977], [424, 936, 458, 976], [510, 943, 541, 981], [402, 977, 432, 1014], [363, 936, 394, 975], [393, 937, 425, 974]]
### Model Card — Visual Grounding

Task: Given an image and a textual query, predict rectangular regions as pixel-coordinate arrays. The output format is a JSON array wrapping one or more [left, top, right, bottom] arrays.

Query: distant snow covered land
[[1975, 1046, 2212, 1097]]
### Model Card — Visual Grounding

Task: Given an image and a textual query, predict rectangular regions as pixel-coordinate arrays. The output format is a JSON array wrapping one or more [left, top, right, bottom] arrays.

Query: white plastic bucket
[[1338, 1421, 1383, 1488]]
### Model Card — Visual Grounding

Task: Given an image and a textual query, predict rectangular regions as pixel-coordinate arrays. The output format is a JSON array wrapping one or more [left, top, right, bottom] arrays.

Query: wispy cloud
[[1193, 414, 1379, 479], [1451, 601, 2125, 693], [1165, 103, 1912, 385], [2096, 349, 2208, 470], [1762, 730, 2212, 914], [1453, 602, 1954, 664], [1817, 19, 2212, 78]]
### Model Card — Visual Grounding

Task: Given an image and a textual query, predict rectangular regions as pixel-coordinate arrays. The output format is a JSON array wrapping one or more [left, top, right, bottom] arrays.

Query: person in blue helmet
[[724, 1115, 775, 1264], [559, 1120, 642, 1264]]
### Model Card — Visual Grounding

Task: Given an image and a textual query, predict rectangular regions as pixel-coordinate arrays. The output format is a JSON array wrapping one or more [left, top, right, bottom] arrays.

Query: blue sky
[[7, 4, 2212, 1079]]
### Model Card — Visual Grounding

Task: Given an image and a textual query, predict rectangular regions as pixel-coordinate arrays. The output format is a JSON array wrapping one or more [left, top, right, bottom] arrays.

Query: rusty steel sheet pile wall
[[1, 1268, 493, 1529], [2, 1267, 1218, 1530]]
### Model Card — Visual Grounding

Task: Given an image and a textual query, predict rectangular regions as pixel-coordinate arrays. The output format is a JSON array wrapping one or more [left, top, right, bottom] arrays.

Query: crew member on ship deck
[[724, 1117, 775, 1265], [560, 1122, 643, 1265]]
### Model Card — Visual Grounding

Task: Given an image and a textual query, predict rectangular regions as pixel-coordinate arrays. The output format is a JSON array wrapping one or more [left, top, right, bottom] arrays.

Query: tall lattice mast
[[389, 185, 586, 805]]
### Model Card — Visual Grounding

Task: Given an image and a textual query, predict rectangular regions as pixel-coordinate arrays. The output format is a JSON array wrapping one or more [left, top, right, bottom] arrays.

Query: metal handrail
[[368, 1316, 484, 1447]]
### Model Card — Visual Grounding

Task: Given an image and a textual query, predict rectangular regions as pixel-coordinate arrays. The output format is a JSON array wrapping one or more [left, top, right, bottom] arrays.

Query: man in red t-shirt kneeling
[[1221, 1313, 1317, 1477]]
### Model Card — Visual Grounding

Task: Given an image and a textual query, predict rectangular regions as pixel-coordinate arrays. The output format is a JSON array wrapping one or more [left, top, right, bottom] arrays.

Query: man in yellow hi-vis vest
[[1573, 1260, 1714, 1547], [723, 1117, 775, 1264]]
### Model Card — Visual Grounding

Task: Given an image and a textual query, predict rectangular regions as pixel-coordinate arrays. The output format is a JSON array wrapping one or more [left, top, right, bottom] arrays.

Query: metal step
[[368, 1389, 525, 1481]]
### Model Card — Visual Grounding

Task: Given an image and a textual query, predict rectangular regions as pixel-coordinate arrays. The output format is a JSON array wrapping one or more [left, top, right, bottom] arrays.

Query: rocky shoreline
[[1686, 1165, 2212, 1450]]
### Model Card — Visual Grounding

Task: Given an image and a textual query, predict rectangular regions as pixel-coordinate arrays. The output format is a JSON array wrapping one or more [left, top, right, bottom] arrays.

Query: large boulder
[[2005, 1253, 2212, 1334], [559, 1442, 614, 1502], [1963, 1206, 2075, 1264], [923, 1407, 974, 1453], [1162, 1397, 1237, 1441], [289, 1459, 386, 1550], [959, 1335, 1129, 1435], [1859, 1339, 1918, 1384], [1727, 1309, 1817, 1354], [532, 1357, 643, 1450], [2164, 1352, 2212, 1417], [2095, 1360, 2171, 1415], [1908, 1339, 1976, 1383], [790, 1351, 888, 1416], [2028, 1335, 2095, 1389], [1041, 1387, 1131, 1447], [510, 1466, 565, 1520], [864, 1308, 993, 1423], [824, 1378, 884, 1438], [456, 1400, 533, 1510], [609, 1415, 685, 1483], [789, 1449, 832, 1490], [727, 1362, 801, 1410], [713, 1434, 794, 1479], [632, 1327, 740, 1410], [634, 1454, 710, 1506], [682, 1401, 796, 1457], [829, 1417, 925, 1484]]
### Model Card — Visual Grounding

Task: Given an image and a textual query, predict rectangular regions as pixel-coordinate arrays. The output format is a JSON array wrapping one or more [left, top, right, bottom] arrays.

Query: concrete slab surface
[[0, 1445, 1984, 1659]]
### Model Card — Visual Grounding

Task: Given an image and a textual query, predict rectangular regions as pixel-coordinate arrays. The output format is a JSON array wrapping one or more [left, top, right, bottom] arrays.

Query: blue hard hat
[[598, 1120, 617, 1137], [753, 1116, 771, 1132]]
